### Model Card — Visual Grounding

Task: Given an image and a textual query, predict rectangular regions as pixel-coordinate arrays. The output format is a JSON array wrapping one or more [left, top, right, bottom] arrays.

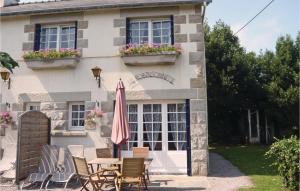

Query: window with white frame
[[40, 24, 76, 50], [69, 102, 85, 130], [123, 104, 139, 151], [143, 104, 162, 151], [121, 102, 187, 152], [26, 103, 40, 111], [129, 19, 172, 46], [167, 103, 187, 150]]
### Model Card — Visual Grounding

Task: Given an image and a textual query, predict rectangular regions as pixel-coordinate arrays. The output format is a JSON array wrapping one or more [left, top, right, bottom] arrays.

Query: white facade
[[0, 1, 209, 175]]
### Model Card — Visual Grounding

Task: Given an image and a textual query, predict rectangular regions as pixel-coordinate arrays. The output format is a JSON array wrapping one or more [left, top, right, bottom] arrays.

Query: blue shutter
[[186, 99, 192, 176], [170, 15, 174, 45], [126, 18, 130, 46], [34, 24, 41, 51], [74, 21, 78, 49]]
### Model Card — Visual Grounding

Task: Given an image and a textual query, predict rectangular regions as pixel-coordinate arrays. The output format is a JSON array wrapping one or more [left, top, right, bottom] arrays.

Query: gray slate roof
[[0, 0, 211, 16]]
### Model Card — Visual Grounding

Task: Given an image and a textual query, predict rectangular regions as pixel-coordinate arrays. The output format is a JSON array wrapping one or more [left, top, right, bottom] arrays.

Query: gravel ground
[[0, 153, 252, 191]]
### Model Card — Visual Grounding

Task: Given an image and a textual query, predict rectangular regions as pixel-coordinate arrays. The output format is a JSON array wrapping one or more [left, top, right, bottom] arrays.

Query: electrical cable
[[234, 0, 275, 35]]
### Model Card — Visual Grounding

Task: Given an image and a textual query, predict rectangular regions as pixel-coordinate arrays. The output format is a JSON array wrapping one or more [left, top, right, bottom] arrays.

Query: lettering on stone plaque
[[134, 72, 175, 84]]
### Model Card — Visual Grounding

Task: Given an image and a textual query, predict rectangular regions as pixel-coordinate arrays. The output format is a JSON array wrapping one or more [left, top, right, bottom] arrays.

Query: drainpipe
[[201, 1, 212, 22], [201, 2, 207, 23]]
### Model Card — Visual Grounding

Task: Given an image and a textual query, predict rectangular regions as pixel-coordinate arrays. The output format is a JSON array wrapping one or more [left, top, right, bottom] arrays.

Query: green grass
[[211, 145, 283, 191]]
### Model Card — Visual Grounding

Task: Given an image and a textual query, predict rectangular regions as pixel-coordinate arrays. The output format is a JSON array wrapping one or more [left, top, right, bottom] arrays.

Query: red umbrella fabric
[[111, 79, 130, 159]]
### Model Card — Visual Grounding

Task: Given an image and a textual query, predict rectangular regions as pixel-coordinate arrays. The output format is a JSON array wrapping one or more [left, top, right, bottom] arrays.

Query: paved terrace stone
[[0, 153, 252, 191]]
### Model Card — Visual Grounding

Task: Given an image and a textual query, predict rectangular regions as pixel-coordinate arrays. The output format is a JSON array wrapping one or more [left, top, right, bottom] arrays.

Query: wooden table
[[88, 158, 153, 172], [88, 158, 121, 166]]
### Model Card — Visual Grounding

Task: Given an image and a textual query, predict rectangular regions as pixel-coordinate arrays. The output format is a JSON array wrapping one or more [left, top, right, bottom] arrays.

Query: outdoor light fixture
[[0, 70, 11, 89], [91, 66, 102, 88]]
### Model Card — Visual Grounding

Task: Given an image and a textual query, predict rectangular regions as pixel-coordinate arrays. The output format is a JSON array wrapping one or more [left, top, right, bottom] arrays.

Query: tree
[[0, 52, 19, 72], [258, 33, 299, 136], [205, 20, 299, 144], [205, 21, 262, 143]]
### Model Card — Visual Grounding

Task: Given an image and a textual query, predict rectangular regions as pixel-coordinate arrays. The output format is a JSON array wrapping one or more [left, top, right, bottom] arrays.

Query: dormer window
[[127, 17, 174, 46]]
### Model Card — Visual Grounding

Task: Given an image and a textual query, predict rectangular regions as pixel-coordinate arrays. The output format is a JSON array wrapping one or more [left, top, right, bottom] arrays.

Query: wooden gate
[[15, 111, 50, 183]]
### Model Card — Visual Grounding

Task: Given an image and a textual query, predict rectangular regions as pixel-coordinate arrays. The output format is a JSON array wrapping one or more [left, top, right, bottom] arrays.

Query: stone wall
[[189, 5, 208, 176], [40, 102, 68, 130]]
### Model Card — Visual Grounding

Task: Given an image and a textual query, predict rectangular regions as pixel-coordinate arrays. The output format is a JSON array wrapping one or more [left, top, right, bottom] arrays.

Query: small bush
[[23, 49, 80, 60], [120, 43, 182, 56], [265, 136, 300, 191]]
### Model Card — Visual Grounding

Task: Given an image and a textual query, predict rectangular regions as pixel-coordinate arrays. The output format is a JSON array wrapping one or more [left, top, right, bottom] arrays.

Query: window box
[[121, 51, 178, 66], [24, 56, 80, 70]]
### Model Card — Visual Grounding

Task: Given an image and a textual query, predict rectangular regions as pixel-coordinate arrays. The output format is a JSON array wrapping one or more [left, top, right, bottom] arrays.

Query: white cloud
[[231, 18, 282, 53]]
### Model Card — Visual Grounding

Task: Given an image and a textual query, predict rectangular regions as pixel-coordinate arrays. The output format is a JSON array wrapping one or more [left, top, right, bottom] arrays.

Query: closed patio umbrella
[[111, 79, 130, 159]]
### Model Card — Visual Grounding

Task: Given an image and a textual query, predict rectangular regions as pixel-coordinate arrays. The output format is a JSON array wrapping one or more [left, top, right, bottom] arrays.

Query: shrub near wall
[[265, 136, 300, 191]]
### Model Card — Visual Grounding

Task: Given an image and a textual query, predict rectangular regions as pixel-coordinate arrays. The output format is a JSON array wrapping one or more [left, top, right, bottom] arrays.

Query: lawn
[[211, 145, 283, 191]]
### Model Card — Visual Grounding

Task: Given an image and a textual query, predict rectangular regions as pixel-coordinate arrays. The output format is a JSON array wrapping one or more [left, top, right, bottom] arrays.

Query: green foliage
[[205, 21, 299, 143], [23, 49, 80, 60], [265, 136, 300, 191], [0, 52, 19, 72], [205, 21, 265, 143], [257, 33, 299, 135], [120, 44, 181, 56]]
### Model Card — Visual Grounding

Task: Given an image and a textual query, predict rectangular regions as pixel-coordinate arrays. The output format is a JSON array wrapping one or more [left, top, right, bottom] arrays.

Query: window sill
[[24, 56, 80, 70], [51, 130, 87, 137], [121, 52, 179, 66]]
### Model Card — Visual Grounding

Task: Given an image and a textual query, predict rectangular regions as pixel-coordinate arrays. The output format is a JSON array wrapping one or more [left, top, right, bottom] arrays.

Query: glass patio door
[[121, 101, 187, 174]]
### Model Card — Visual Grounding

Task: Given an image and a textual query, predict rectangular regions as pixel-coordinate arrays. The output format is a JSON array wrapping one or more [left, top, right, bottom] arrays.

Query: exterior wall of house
[[0, 4, 208, 175]]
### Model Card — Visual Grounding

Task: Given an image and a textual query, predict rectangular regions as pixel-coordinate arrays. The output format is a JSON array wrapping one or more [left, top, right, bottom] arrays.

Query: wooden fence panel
[[15, 111, 50, 183]]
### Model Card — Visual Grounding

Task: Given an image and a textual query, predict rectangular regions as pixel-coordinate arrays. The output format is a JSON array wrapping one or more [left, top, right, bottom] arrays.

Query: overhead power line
[[234, 0, 275, 35]]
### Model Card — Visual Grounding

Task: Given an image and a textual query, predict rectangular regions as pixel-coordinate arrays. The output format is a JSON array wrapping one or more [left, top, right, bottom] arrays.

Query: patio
[[0, 153, 252, 191]]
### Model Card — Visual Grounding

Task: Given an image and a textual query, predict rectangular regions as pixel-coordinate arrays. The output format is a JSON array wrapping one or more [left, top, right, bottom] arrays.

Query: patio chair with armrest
[[114, 158, 146, 191], [45, 147, 76, 189], [95, 148, 119, 171], [21, 145, 59, 189], [133, 147, 150, 183], [72, 156, 105, 191]]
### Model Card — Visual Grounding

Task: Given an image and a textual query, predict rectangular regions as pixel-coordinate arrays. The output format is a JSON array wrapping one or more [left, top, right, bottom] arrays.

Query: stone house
[[0, 0, 211, 176]]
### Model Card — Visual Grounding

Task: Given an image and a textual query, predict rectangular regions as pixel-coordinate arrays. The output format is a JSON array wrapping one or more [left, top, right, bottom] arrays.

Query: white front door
[[121, 101, 187, 174]]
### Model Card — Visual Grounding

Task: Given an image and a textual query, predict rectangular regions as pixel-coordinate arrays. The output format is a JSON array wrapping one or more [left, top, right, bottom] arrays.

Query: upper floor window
[[39, 24, 76, 50], [128, 18, 173, 46]]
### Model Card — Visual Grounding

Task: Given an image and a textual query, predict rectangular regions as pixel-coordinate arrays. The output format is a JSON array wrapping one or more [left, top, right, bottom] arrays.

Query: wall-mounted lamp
[[5, 102, 10, 109], [0, 70, 11, 89], [91, 66, 102, 88]]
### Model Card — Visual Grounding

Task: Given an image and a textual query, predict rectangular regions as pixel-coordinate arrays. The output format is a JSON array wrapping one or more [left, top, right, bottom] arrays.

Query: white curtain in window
[[152, 133, 159, 150]]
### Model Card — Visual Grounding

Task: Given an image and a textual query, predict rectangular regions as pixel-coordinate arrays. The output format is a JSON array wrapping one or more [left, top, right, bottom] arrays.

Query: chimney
[[2, 0, 19, 7]]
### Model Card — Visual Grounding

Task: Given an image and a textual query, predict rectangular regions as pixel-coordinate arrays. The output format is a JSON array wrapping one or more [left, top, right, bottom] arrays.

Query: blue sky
[[21, 0, 299, 53], [206, 0, 299, 53]]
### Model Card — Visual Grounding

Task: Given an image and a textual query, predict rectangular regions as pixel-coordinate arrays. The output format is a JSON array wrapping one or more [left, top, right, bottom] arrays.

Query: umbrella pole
[[118, 144, 121, 160]]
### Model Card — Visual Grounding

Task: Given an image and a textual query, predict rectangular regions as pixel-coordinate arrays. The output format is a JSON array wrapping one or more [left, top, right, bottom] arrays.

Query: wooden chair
[[96, 148, 112, 158], [95, 148, 118, 171], [114, 158, 146, 191], [133, 147, 150, 183], [72, 156, 105, 191], [133, 147, 149, 158], [96, 148, 111, 170]]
